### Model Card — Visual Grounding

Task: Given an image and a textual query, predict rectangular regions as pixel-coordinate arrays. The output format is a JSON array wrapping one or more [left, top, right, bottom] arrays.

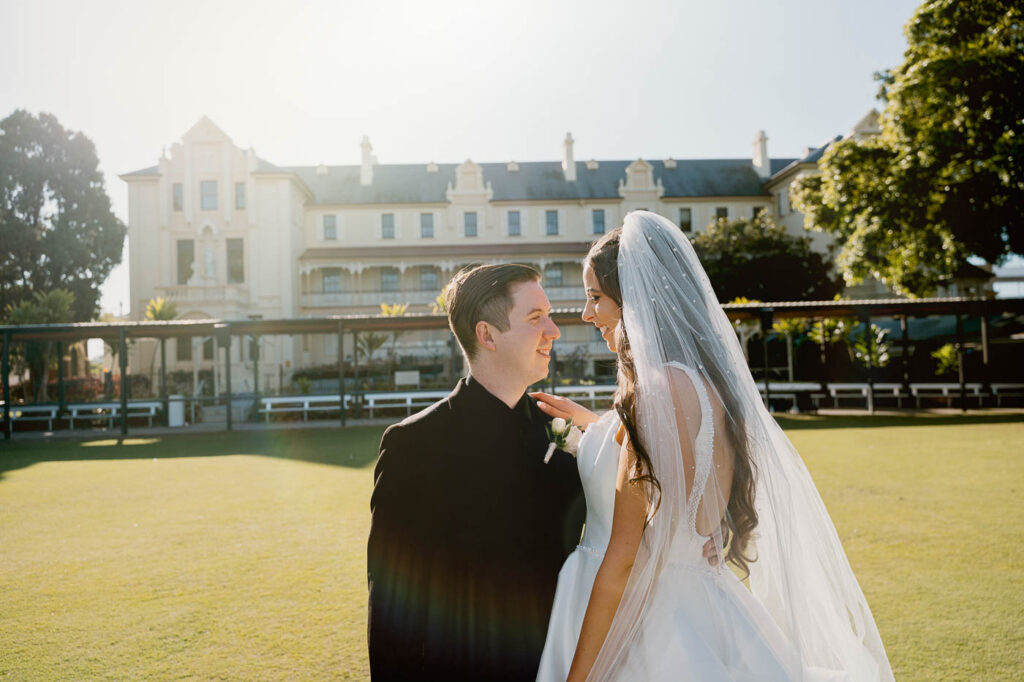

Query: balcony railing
[[301, 290, 440, 308], [543, 285, 586, 302], [300, 286, 586, 309], [157, 285, 250, 305]]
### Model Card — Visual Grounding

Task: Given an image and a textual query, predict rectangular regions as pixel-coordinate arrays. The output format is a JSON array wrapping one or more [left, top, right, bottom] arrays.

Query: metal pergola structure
[[2, 296, 1022, 439]]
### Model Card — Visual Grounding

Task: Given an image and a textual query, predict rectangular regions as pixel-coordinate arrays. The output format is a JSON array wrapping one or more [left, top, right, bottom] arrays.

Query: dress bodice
[[575, 411, 622, 555], [575, 363, 716, 569]]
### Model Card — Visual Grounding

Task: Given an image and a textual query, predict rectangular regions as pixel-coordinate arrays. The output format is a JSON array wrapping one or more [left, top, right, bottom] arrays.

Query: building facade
[[121, 116, 866, 392]]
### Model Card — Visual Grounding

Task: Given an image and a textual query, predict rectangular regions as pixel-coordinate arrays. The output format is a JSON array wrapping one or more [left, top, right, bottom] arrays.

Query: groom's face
[[491, 280, 561, 385]]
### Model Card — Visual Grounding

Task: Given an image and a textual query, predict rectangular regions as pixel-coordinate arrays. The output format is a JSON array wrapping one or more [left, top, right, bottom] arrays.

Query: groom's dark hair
[[444, 263, 541, 361]]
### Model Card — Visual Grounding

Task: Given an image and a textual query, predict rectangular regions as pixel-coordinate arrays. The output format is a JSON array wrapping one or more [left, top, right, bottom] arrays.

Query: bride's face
[[582, 264, 621, 353]]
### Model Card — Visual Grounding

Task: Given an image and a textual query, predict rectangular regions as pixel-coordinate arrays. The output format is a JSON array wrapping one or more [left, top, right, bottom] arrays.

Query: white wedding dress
[[538, 212, 891, 681], [536, 365, 807, 682]]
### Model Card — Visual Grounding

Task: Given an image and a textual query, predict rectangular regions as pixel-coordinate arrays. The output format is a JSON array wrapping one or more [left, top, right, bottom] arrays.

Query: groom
[[367, 264, 586, 680]]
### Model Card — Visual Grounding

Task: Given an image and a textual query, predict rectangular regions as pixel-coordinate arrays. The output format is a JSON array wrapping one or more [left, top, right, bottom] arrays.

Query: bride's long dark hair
[[586, 227, 758, 577]]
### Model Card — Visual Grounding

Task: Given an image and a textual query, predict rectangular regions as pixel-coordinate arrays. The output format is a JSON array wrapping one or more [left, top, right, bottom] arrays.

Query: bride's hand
[[529, 392, 599, 431]]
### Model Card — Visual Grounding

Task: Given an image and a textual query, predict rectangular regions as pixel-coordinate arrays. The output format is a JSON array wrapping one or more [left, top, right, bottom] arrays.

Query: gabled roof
[[768, 135, 843, 183], [120, 165, 160, 178]]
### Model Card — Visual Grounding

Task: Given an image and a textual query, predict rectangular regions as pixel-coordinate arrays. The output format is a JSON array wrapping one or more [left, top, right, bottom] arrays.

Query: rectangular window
[[544, 264, 563, 288], [715, 206, 728, 220], [546, 210, 559, 236], [592, 209, 605, 235], [172, 183, 183, 211], [464, 212, 477, 237], [420, 213, 434, 238], [752, 206, 766, 219], [176, 336, 192, 361], [323, 267, 342, 293], [678, 207, 693, 232], [226, 238, 244, 283], [382, 213, 395, 239], [381, 268, 399, 292], [200, 180, 218, 210], [248, 335, 260, 362], [420, 267, 438, 291], [203, 337, 215, 361], [323, 214, 337, 240], [177, 239, 194, 285], [234, 182, 246, 210], [508, 210, 521, 236]]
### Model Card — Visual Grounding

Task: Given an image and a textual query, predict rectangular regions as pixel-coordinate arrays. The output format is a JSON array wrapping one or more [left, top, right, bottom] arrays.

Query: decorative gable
[[619, 158, 664, 199]]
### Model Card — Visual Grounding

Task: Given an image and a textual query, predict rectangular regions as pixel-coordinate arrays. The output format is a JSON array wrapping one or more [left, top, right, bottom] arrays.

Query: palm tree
[[145, 297, 178, 402], [771, 318, 809, 382], [381, 302, 409, 383]]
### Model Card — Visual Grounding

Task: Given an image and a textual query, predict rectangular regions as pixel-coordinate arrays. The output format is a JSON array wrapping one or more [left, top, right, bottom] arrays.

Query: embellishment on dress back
[[667, 362, 715, 535]]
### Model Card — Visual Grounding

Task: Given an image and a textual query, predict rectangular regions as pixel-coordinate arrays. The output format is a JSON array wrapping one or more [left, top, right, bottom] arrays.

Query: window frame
[[323, 214, 338, 240], [464, 211, 478, 237], [226, 238, 244, 284], [545, 210, 559, 236], [200, 180, 218, 211], [507, 210, 521, 237], [678, 207, 693, 233]]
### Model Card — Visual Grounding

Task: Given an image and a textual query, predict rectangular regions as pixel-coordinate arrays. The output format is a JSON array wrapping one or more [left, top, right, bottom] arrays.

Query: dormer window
[[585, 159, 599, 170], [664, 158, 677, 169], [507, 161, 519, 172], [426, 162, 438, 173]]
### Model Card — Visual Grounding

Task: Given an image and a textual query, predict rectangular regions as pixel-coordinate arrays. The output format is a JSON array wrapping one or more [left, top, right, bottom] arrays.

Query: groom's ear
[[475, 320, 497, 353]]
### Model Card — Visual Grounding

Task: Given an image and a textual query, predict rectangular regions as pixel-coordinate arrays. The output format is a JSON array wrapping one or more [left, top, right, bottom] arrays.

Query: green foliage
[[3, 288, 75, 402], [379, 302, 407, 316], [771, 318, 810, 339], [807, 317, 855, 347], [0, 110, 126, 320], [850, 323, 892, 369], [145, 297, 178, 321], [793, 0, 1024, 296], [355, 331, 389, 368], [931, 342, 959, 376], [692, 216, 842, 302], [431, 290, 447, 314]]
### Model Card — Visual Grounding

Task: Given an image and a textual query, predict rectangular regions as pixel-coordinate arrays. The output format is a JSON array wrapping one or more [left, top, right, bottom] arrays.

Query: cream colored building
[[121, 116, 866, 391]]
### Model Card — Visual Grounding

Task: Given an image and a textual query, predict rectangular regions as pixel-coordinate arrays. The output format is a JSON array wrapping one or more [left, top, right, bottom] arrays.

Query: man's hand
[[529, 392, 600, 431]]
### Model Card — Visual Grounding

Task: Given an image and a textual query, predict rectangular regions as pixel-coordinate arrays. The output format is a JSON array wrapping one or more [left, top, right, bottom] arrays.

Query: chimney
[[752, 130, 770, 179], [360, 136, 375, 186], [562, 132, 576, 182]]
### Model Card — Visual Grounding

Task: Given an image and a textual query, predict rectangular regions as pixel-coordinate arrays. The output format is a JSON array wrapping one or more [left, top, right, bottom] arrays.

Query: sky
[[0, 0, 925, 316]]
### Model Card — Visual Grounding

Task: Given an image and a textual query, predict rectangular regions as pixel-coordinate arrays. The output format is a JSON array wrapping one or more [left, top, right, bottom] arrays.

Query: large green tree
[[692, 216, 843, 303], [792, 0, 1023, 296], [0, 110, 126, 320]]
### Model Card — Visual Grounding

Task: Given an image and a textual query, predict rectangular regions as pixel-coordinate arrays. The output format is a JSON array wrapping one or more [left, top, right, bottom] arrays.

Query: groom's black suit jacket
[[367, 376, 585, 680]]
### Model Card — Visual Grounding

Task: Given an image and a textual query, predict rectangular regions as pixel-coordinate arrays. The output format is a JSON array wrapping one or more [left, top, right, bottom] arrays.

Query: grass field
[[1, 414, 1022, 680]]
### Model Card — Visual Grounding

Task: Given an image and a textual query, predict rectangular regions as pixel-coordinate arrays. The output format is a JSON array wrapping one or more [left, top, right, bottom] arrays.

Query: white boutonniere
[[544, 417, 583, 464]]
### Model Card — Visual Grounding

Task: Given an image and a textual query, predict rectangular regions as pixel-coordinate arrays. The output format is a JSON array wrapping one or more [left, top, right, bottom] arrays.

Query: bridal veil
[[587, 211, 893, 681]]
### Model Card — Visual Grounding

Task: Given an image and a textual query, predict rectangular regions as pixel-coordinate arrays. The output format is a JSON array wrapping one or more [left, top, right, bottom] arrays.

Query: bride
[[533, 211, 893, 681]]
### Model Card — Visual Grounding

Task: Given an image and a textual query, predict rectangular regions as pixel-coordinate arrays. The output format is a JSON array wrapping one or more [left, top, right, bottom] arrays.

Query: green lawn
[[1, 415, 1022, 680]]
